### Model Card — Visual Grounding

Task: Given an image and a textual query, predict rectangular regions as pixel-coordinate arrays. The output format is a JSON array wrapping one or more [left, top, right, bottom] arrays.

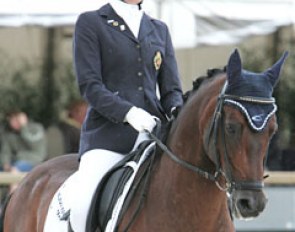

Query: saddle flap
[[86, 140, 155, 232]]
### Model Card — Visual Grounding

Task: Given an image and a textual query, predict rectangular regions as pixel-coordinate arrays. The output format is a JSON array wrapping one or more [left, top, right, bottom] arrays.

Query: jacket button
[[137, 72, 143, 77], [136, 44, 141, 49], [138, 57, 142, 62], [138, 86, 143, 91]]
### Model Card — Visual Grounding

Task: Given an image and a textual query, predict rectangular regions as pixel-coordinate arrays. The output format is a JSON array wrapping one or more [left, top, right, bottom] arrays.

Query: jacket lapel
[[138, 14, 155, 42], [99, 4, 138, 43]]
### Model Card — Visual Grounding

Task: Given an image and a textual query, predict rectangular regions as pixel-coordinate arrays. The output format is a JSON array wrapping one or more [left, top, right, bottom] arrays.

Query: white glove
[[125, 107, 156, 133]]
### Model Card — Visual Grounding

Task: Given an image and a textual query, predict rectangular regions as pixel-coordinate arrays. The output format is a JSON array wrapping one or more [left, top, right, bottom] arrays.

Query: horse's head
[[199, 49, 288, 219]]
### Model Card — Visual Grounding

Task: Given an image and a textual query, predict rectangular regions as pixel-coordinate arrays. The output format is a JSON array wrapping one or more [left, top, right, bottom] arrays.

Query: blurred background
[[1, 0, 294, 168], [0, 0, 294, 231]]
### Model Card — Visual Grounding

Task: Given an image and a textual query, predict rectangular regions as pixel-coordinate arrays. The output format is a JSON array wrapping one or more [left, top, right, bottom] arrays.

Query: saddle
[[86, 139, 157, 232]]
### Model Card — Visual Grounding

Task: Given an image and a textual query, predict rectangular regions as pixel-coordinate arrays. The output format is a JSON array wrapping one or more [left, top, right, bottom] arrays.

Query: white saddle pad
[[43, 172, 78, 232], [43, 132, 153, 232]]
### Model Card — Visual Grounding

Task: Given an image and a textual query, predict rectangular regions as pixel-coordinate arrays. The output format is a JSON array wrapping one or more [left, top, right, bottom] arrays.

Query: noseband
[[149, 81, 275, 193]]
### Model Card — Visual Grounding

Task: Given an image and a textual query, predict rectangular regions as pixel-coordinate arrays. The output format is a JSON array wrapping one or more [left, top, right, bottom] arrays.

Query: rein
[[148, 131, 216, 182], [148, 81, 274, 193]]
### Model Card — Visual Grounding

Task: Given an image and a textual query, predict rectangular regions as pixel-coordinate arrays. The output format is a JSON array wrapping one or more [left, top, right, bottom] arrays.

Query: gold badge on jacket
[[154, 51, 162, 71]]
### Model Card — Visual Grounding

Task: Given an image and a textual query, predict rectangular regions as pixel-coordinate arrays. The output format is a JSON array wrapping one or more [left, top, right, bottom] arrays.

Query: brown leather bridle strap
[[209, 81, 273, 192]]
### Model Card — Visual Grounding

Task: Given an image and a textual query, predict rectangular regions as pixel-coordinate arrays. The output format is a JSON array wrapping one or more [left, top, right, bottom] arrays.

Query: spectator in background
[[46, 100, 87, 158], [0, 110, 46, 173], [57, 99, 87, 154]]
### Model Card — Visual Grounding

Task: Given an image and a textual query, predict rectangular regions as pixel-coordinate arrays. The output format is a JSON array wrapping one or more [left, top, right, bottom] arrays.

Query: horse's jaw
[[230, 189, 268, 220]]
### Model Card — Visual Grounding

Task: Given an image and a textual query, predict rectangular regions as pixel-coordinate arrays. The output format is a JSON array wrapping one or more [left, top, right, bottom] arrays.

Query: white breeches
[[70, 150, 124, 232], [70, 133, 149, 232]]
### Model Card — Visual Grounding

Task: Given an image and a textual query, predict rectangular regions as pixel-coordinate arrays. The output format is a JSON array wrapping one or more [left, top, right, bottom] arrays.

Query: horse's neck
[[144, 152, 233, 231], [142, 118, 234, 231]]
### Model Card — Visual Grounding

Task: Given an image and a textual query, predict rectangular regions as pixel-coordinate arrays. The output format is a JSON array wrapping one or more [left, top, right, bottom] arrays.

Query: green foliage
[[0, 72, 41, 121], [55, 62, 81, 108], [0, 54, 41, 122], [0, 53, 81, 126], [241, 40, 295, 148]]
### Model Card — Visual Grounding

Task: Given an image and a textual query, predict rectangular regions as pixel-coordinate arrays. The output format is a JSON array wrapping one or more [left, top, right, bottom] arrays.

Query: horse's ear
[[226, 49, 242, 83], [264, 51, 289, 87]]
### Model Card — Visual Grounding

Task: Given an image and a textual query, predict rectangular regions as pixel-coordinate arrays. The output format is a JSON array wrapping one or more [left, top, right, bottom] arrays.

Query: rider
[[70, 0, 183, 231]]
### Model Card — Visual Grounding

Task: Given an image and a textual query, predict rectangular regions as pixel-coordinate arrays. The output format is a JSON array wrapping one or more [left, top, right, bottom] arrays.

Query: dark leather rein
[[148, 81, 275, 193]]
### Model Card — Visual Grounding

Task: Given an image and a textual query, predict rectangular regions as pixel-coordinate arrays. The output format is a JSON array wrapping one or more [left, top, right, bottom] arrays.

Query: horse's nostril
[[234, 193, 267, 219], [239, 199, 251, 210]]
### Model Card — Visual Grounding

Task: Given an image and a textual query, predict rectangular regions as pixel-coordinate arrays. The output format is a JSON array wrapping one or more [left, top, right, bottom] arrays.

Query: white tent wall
[[0, 0, 294, 91], [0, 27, 43, 62], [0, 24, 293, 91], [176, 33, 282, 90], [1, 0, 295, 47], [0, 0, 109, 26]]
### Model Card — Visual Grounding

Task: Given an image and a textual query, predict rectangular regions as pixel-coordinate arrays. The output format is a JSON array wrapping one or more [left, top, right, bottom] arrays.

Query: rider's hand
[[125, 107, 156, 133]]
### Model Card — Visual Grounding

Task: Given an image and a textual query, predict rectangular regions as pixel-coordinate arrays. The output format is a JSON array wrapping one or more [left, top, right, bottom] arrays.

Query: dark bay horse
[[2, 49, 288, 232]]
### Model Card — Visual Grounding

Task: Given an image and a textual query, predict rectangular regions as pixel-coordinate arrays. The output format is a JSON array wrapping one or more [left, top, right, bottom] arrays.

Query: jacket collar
[[99, 3, 155, 42]]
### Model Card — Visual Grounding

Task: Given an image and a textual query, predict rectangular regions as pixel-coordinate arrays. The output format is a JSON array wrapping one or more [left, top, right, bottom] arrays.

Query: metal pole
[[40, 27, 57, 127]]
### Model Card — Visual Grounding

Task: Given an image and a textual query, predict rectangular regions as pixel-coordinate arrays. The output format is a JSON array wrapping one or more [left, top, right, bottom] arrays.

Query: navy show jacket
[[74, 4, 183, 156]]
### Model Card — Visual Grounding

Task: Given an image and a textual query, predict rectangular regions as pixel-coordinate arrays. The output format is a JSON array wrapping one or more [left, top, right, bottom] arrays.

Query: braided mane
[[183, 68, 225, 103]]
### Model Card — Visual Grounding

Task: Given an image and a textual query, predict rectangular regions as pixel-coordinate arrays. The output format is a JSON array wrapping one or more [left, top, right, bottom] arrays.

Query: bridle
[[207, 81, 274, 192], [148, 81, 275, 193]]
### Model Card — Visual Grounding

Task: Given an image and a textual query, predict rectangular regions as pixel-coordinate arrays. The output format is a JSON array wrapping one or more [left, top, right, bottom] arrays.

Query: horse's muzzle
[[231, 190, 268, 219]]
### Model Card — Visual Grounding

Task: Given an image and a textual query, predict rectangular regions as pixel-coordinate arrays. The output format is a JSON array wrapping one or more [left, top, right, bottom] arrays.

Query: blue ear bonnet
[[224, 96, 277, 131], [226, 71, 274, 98], [224, 49, 288, 131]]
